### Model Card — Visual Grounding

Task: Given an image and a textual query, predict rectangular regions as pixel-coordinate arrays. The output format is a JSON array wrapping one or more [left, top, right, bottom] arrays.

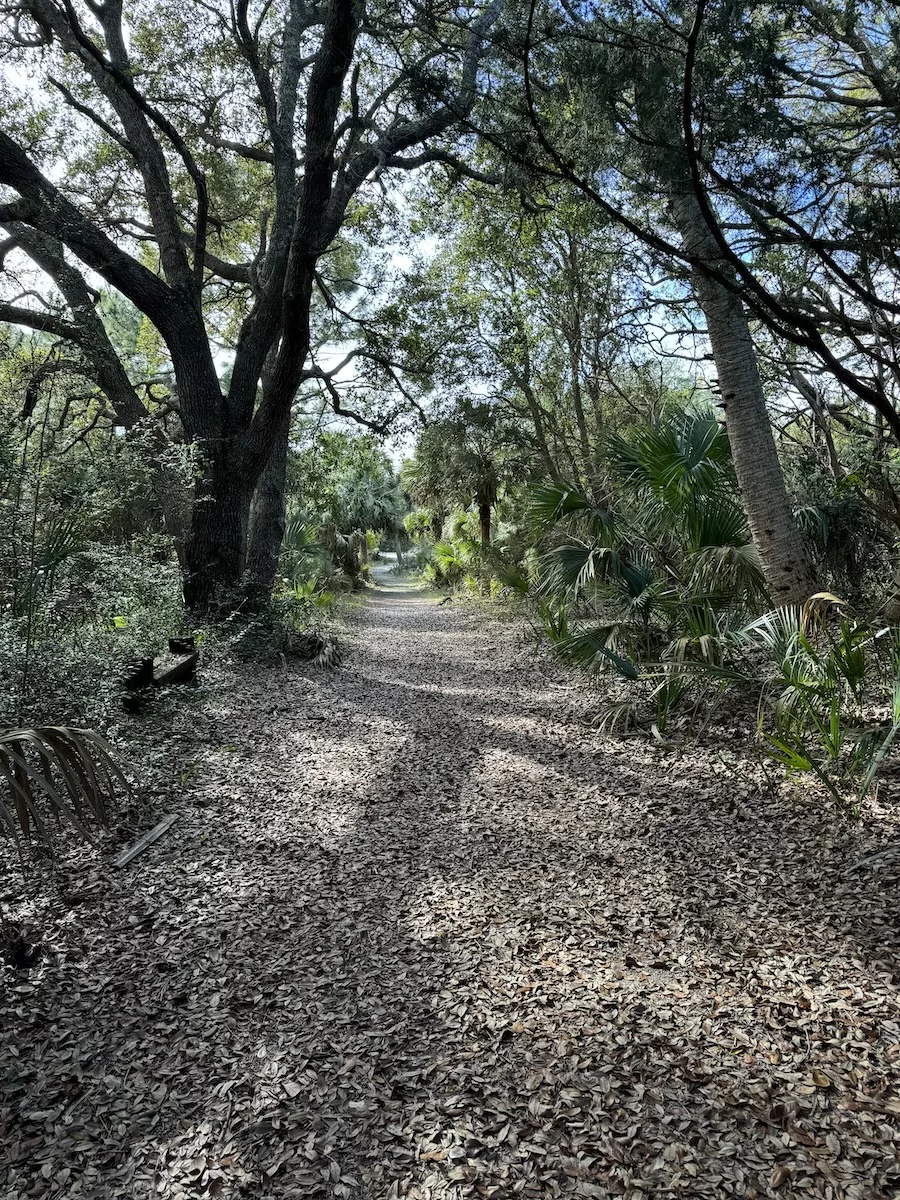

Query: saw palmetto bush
[[279, 512, 326, 585], [520, 410, 767, 727], [421, 511, 483, 590], [739, 601, 900, 807], [0, 725, 127, 847], [521, 405, 900, 797]]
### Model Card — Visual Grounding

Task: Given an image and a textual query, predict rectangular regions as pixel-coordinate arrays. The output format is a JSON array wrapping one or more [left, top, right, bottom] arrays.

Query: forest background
[[3, 0, 900, 831]]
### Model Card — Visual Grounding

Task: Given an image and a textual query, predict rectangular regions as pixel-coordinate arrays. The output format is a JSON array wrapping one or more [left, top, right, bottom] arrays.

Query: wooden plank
[[114, 813, 178, 868], [153, 652, 198, 687]]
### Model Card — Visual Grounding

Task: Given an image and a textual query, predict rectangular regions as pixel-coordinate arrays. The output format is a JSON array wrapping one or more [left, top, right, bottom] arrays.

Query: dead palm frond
[[0, 726, 127, 846]]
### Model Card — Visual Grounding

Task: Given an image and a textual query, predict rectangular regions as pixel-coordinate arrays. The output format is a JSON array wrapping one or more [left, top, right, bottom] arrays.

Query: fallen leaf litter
[[2, 581, 900, 1198]]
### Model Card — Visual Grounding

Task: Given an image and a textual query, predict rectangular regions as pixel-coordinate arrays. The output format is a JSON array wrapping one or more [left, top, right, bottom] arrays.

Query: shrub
[[742, 600, 900, 808]]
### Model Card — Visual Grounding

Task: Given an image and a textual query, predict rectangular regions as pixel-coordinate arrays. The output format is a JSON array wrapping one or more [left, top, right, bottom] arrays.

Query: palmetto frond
[[687, 542, 766, 607], [606, 410, 733, 509], [0, 726, 127, 846], [493, 558, 532, 597], [537, 541, 625, 596], [683, 495, 749, 550], [525, 483, 615, 540], [663, 603, 737, 669], [283, 513, 319, 556], [794, 504, 830, 546], [553, 626, 639, 679]]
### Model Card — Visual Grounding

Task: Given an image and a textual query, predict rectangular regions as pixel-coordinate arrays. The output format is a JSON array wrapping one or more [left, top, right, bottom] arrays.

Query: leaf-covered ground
[[3, 579, 900, 1199]]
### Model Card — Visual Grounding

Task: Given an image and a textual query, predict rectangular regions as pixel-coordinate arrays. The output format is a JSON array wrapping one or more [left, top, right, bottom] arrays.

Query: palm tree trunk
[[478, 498, 491, 547], [669, 187, 818, 606]]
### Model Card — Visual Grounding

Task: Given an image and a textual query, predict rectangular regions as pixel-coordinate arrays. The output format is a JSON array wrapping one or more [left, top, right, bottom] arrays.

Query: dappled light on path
[[3, 578, 900, 1198]]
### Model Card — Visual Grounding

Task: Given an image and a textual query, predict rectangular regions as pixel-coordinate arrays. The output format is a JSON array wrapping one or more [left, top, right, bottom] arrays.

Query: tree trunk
[[478, 498, 491, 547], [180, 272, 310, 612], [246, 423, 290, 595], [567, 344, 592, 482], [520, 380, 560, 481], [669, 187, 818, 607], [183, 455, 254, 611]]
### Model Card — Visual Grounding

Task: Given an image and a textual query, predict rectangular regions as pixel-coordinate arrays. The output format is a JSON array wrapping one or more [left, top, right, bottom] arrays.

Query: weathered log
[[121, 657, 154, 691], [120, 657, 155, 713], [153, 651, 199, 687]]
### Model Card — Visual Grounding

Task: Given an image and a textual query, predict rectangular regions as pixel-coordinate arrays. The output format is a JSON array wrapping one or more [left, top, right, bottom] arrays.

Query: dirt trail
[[3, 582, 900, 1198]]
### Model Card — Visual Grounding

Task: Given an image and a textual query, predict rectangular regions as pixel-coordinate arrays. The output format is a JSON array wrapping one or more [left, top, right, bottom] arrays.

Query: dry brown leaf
[[2, 586, 900, 1199], [420, 1148, 448, 1163]]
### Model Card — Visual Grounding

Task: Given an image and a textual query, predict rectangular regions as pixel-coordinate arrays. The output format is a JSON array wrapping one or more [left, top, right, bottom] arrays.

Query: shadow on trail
[[3, 584, 899, 1199], [203, 584, 900, 1194]]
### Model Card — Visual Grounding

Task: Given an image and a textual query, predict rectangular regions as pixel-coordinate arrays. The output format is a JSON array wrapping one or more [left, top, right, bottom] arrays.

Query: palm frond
[[606, 410, 732, 510], [683, 496, 749, 550], [687, 541, 767, 607], [537, 542, 624, 596], [664, 607, 727, 667], [739, 605, 807, 654], [554, 627, 639, 679], [592, 700, 641, 734], [794, 504, 830, 546], [615, 554, 659, 602], [0, 726, 127, 846], [493, 559, 532, 597], [525, 483, 614, 539]]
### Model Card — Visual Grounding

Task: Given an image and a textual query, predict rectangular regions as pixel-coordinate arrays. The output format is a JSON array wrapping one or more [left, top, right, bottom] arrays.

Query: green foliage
[[404, 509, 434, 542], [404, 400, 527, 545], [606, 414, 732, 507], [785, 447, 889, 594], [526, 484, 615, 541], [0, 382, 189, 728], [523, 410, 764, 708], [740, 601, 900, 808], [214, 586, 342, 668], [283, 427, 406, 590], [280, 514, 326, 584], [425, 534, 480, 590]]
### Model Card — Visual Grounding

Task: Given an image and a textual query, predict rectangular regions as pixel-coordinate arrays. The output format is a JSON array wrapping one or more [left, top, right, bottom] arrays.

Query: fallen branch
[[113, 813, 178, 867]]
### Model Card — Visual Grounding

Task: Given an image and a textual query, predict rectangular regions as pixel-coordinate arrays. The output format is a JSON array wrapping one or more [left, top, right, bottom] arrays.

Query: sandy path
[[3, 582, 900, 1199]]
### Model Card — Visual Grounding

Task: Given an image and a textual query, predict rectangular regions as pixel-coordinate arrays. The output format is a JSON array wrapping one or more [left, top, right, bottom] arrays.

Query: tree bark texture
[[669, 187, 819, 606], [246, 419, 291, 594], [478, 498, 492, 547]]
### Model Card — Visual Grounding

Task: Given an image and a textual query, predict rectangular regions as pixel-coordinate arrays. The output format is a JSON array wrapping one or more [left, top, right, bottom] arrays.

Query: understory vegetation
[[401, 393, 900, 809], [3, 0, 900, 843], [4, 2, 900, 1194]]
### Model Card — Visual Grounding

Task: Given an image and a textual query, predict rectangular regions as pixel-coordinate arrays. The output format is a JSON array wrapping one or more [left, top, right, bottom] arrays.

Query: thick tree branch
[[28, 0, 207, 290], [0, 128, 175, 323], [7, 223, 151, 429], [0, 300, 82, 341], [330, 1, 502, 233], [198, 130, 275, 164]]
